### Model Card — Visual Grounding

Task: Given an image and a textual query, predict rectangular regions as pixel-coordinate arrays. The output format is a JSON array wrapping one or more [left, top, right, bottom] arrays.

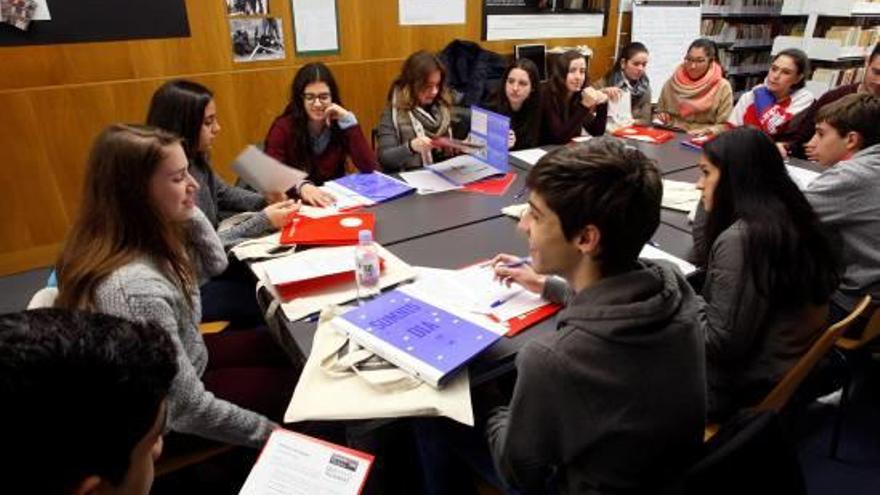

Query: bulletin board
[[0, 0, 190, 46]]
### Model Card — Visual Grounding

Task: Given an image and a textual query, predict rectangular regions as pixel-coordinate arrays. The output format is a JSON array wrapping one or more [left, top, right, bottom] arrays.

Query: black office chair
[[666, 410, 806, 495]]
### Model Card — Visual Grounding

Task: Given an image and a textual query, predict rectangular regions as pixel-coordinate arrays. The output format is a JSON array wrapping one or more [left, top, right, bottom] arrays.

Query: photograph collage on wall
[[225, 0, 285, 62]]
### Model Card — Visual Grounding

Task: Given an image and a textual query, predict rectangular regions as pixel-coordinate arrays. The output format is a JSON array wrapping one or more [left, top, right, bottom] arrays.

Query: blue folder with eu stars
[[330, 288, 503, 388], [330, 172, 415, 204]]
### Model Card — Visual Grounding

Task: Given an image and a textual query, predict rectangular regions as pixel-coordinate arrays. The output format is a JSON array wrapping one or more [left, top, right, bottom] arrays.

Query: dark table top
[[280, 216, 694, 385], [507, 132, 702, 175], [367, 171, 526, 247]]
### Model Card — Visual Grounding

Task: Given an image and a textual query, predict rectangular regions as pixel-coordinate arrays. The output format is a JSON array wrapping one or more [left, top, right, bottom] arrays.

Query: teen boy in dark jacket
[[487, 139, 707, 494]]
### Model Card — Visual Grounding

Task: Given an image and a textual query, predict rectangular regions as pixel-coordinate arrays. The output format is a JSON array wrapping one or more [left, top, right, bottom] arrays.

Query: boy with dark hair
[[804, 93, 880, 323], [487, 138, 706, 494], [791, 43, 880, 158], [0, 309, 178, 495]]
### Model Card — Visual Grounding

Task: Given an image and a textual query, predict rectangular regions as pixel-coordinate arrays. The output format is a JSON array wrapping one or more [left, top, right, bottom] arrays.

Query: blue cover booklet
[[331, 288, 503, 388], [330, 172, 415, 204]]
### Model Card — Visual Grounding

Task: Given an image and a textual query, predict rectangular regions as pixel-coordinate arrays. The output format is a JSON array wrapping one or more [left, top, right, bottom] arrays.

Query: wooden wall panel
[[0, 0, 621, 276]]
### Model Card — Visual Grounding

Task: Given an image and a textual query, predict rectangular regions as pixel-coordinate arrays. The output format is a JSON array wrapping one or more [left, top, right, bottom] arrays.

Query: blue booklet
[[331, 288, 503, 388], [328, 172, 415, 204]]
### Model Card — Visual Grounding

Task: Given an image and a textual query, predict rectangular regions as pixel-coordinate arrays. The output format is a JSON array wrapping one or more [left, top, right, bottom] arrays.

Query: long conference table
[[254, 133, 713, 386]]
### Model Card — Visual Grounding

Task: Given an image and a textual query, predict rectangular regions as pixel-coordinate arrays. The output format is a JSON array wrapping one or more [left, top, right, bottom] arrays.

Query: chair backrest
[[679, 411, 806, 495], [754, 295, 872, 413], [836, 300, 880, 351]]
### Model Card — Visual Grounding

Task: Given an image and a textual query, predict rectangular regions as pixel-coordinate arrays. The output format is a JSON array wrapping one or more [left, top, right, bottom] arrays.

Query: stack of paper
[[640, 244, 697, 276], [661, 180, 701, 213]]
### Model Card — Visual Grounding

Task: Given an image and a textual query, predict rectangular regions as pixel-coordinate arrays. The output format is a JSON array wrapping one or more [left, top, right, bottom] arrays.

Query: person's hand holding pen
[[489, 253, 545, 294]]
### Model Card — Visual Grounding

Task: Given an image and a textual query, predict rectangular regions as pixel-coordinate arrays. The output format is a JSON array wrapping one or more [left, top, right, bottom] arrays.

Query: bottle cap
[[358, 229, 373, 245]]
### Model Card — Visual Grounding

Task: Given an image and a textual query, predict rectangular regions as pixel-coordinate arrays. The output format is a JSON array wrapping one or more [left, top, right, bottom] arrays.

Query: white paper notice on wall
[[631, 2, 701, 103], [292, 0, 339, 54], [399, 0, 466, 26], [34, 0, 51, 20]]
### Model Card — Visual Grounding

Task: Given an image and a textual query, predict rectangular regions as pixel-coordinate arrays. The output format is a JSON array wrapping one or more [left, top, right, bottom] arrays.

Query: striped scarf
[[670, 62, 724, 118]]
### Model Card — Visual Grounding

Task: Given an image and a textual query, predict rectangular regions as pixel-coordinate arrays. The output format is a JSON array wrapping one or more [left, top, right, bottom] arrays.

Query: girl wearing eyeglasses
[[265, 62, 379, 206], [656, 38, 733, 137]]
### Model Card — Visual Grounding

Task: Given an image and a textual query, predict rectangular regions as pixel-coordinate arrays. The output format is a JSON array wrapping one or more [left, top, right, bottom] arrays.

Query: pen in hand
[[498, 256, 532, 269]]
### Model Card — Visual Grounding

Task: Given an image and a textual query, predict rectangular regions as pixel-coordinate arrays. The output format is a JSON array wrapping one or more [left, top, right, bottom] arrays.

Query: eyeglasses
[[303, 93, 332, 104], [684, 57, 708, 65]]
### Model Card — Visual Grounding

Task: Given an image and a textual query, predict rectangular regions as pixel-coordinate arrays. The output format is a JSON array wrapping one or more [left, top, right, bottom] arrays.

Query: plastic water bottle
[[355, 229, 381, 304]]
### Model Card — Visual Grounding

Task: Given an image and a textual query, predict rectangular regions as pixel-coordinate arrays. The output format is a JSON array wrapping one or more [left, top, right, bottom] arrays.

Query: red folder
[[501, 303, 562, 337], [461, 172, 518, 196], [280, 212, 376, 246], [612, 125, 675, 144], [275, 258, 386, 301]]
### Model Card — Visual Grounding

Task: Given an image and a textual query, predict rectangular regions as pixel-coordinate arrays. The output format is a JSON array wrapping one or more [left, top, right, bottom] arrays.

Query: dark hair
[[772, 49, 810, 91], [389, 50, 452, 110], [701, 127, 837, 307], [281, 62, 344, 176], [870, 43, 880, 63], [816, 93, 880, 149], [547, 50, 589, 121], [489, 59, 542, 147], [604, 41, 649, 82], [146, 79, 213, 167], [0, 309, 177, 493], [527, 138, 661, 275], [687, 38, 720, 66]]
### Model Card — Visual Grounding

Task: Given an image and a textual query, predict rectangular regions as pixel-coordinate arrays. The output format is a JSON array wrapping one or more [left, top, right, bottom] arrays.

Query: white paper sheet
[[320, 182, 373, 209], [486, 13, 604, 41], [33, 0, 51, 20], [292, 0, 339, 53], [640, 244, 697, 276], [399, 170, 461, 194], [259, 246, 357, 286], [509, 148, 547, 166], [786, 165, 820, 191], [661, 179, 701, 213], [427, 155, 500, 185], [399, 0, 465, 25], [632, 3, 701, 103], [501, 203, 529, 219], [239, 429, 372, 495], [232, 145, 307, 194]]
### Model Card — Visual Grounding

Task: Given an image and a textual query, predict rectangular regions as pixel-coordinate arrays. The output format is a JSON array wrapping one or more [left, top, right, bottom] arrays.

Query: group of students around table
[[3, 36, 880, 494]]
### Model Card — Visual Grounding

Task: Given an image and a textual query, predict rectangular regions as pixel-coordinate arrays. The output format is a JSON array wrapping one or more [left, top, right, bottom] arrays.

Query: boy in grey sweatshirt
[[487, 139, 706, 494], [803, 93, 880, 323]]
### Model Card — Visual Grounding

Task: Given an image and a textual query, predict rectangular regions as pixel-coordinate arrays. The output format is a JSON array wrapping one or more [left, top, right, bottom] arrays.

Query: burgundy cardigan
[[539, 84, 608, 145], [264, 113, 379, 184]]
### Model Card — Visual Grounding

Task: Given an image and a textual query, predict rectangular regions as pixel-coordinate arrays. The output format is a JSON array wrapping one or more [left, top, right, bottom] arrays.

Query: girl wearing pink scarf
[[657, 39, 733, 136]]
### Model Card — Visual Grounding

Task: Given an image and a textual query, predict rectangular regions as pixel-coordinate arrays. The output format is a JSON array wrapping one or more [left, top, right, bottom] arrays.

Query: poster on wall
[[291, 0, 339, 55], [399, 0, 466, 25], [226, 0, 268, 16], [229, 17, 286, 62], [482, 0, 609, 41], [0, 0, 189, 46]]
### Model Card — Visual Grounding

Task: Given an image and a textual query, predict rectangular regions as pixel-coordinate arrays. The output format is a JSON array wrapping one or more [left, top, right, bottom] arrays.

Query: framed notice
[[291, 0, 340, 56], [482, 0, 611, 41]]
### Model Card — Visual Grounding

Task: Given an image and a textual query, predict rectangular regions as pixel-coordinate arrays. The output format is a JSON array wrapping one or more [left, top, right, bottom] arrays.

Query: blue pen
[[501, 256, 532, 269], [489, 291, 521, 309]]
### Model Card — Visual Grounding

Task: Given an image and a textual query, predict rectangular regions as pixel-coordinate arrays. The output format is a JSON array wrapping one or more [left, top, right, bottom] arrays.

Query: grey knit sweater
[[92, 209, 276, 448], [190, 159, 272, 249]]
